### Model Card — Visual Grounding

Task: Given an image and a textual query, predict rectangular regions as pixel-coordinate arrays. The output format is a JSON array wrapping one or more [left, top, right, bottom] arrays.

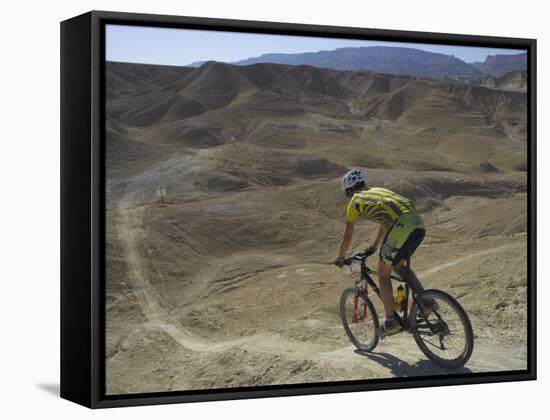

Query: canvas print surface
[[104, 24, 528, 395]]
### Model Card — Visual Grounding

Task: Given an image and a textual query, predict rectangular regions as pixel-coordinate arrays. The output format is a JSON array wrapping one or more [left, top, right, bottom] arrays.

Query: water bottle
[[394, 285, 405, 312]]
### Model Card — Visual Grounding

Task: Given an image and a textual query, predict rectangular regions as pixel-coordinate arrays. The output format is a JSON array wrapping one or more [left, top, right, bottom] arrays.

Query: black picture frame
[[60, 10, 537, 409]]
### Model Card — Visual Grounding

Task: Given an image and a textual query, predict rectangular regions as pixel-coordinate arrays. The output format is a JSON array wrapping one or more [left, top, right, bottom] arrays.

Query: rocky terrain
[[104, 60, 528, 395]]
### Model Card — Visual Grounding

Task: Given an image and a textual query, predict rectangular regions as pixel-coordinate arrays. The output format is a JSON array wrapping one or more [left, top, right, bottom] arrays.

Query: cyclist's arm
[[372, 223, 387, 250], [338, 221, 355, 258]]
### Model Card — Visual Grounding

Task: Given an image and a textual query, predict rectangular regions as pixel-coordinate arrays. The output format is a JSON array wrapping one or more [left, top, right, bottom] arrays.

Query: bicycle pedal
[[376, 326, 402, 339]]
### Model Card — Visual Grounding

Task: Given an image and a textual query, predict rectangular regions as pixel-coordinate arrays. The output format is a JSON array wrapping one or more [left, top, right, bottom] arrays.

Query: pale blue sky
[[106, 24, 524, 66]]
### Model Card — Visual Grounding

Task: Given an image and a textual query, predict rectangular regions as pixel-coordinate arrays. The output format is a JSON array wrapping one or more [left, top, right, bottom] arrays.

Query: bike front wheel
[[410, 289, 474, 369], [339, 288, 379, 352]]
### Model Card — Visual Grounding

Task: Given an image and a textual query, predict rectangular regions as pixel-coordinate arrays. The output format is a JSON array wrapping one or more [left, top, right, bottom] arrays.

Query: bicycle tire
[[339, 287, 380, 352], [410, 289, 474, 369]]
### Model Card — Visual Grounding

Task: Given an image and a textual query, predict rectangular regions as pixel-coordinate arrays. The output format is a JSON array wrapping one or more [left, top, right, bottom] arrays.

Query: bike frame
[[344, 251, 473, 359], [352, 254, 419, 331]]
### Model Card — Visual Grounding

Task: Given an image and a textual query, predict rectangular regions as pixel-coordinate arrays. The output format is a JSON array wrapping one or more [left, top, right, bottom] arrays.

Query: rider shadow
[[353, 349, 472, 376]]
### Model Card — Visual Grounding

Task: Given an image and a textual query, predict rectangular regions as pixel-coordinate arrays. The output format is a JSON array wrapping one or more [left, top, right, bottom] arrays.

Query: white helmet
[[341, 169, 366, 192]]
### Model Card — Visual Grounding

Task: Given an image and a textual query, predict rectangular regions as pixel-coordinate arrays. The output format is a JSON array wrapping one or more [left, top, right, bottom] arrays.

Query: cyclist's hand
[[365, 245, 377, 256], [334, 257, 346, 267]]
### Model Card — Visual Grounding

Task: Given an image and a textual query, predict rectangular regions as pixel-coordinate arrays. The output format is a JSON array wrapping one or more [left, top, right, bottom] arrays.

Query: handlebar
[[338, 247, 376, 266]]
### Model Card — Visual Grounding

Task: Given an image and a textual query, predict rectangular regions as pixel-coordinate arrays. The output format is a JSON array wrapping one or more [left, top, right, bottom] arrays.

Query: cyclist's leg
[[382, 212, 426, 291], [376, 259, 401, 336], [378, 223, 397, 319], [377, 259, 395, 319], [393, 261, 424, 292], [392, 226, 426, 293]]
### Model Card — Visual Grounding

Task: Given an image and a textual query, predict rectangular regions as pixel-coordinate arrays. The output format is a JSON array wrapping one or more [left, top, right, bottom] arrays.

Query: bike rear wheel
[[339, 288, 379, 352], [410, 289, 474, 369]]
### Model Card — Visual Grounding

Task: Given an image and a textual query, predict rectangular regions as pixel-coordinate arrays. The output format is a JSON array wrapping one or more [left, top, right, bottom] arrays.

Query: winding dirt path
[[116, 195, 527, 378], [117, 198, 252, 352], [419, 243, 524, 278], [117, 197, 333, 358]]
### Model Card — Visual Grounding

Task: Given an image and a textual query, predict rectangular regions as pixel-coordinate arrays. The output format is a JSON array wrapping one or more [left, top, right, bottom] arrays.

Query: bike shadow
[[353, 349, 473, 376]]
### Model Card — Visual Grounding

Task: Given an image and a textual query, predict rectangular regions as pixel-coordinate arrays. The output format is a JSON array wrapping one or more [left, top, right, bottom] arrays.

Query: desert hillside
[[466, 70, 527, 93], [104, 61, 528, 394]]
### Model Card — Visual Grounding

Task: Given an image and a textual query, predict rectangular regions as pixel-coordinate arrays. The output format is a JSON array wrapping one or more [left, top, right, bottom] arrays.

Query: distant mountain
[[229, 46, 483, 78], [471, 53, 527, 76], [188, 60, 206, 68]]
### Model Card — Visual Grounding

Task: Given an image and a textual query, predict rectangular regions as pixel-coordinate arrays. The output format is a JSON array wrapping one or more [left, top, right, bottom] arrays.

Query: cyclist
[[334, 169, 431, 337]]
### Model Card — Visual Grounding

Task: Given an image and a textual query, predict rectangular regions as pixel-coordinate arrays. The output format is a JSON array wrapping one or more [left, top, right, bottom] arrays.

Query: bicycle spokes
[[414, 296, 469, 362], [340, 288, 379, 352]]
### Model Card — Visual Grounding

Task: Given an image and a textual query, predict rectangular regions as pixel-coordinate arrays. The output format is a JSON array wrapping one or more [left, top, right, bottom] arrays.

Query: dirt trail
[[117, 197, 333, 358], [117, 198, 251, 352], [419, 243, 523, 278], [115, 195, 526, 380]]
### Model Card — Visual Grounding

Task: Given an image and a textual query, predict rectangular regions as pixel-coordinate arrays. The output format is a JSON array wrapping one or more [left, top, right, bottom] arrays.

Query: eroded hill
[[104, 61, 528, 394]]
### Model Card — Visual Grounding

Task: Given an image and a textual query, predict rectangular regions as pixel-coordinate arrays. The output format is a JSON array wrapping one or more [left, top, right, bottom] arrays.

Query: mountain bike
[[338, 248, 474, 369]]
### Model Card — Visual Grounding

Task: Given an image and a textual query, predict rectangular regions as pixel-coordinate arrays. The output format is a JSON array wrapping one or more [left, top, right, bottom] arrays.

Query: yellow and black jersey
[[346, 187, 417, 227]]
